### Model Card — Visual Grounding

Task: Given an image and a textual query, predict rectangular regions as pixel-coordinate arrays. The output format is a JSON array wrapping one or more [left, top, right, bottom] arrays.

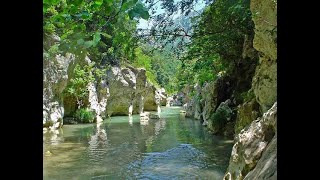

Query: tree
[[43, 0, 150, 64]]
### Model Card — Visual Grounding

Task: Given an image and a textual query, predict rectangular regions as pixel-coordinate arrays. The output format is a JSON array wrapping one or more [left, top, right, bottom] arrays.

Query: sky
[[137, 0, 207, 29]]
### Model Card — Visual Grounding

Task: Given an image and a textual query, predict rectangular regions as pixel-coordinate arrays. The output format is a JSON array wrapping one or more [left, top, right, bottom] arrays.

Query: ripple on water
[[124, 144, 225, 179], [44, 107, 233, 180]]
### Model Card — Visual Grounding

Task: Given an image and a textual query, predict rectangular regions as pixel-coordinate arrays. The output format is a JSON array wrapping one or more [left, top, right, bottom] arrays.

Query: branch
[[105, 0, 125, 24], [137, 33, 192, 38], [148, 0, 161, 8]]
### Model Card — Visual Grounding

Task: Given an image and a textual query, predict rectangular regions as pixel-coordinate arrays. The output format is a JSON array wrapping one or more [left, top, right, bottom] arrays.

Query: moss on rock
[[235, 99, 260, 134]]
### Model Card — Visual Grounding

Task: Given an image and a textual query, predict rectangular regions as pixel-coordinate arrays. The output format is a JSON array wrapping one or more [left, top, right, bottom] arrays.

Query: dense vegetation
[[44, 0, 276, 178], [130, 45, 181, 93], [44, 0, 256, 121], [175, 0, 254, 88], [43, 0, 150, 62]]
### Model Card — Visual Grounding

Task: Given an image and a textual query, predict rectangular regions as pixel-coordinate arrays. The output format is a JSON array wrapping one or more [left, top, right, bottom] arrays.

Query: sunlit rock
[[106, 66, 159, 116], [223, 102, 277, 180], [251, 0, 277, 112]]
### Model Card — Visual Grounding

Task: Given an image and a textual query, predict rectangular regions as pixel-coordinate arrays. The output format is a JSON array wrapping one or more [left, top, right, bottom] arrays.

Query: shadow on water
[[43, 107, 233, 179]]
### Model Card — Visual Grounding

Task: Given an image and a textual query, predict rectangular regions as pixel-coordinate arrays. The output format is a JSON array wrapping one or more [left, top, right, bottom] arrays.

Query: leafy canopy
[[44, 0, 150, 63]]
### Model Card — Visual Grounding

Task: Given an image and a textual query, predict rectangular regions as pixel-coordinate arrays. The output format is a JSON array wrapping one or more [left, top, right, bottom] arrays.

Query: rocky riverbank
[[43, 35, 166, 128]]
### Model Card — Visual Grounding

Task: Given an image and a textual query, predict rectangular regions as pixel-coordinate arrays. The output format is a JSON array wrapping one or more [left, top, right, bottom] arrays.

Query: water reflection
[[154, 118, 166, 136], [43, 128, 64, 146], [140, 119, 149, 126], [44, 107, 233, 179], [87, 122, 108, 165], [129, 116, 133, 126]]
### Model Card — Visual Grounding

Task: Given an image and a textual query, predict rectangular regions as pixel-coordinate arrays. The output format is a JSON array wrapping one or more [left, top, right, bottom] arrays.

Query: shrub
[[210, 102, 233, 133], [74, 108, 95, 123]]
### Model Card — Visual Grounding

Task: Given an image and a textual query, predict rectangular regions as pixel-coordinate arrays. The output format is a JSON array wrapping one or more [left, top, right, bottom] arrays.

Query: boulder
[[166, 96, 174, 107], [143, 82, 158, 111], [88, 81, 109, 123], [106, 66, 136, 116], [140, 112, 150, 121], [105, 66, 159, 116]]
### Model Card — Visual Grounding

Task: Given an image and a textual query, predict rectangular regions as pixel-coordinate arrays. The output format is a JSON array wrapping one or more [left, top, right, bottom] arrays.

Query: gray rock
[[43, 34, 76, 129], [106, 66, 136, 116], [223, 102, 277, 180], [251, 0, 277, 112], [193, 83, 202, 120], [157, 88, 167, 106], [207, 99, 233, 134], [234, 99, 260, 135], [244, 134, 277, 180], [106, 66, 159, 116], [201, 81, 218, 124]]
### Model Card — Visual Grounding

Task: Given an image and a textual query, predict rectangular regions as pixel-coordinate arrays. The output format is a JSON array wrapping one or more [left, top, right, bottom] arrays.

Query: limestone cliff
[[251, 0, 277, 112], [43, 34, 76, 128], [106, 66, 159, 116], [43, 34, 160, 128], [223, 0, 277, 178], [223, 102, 277, 180]]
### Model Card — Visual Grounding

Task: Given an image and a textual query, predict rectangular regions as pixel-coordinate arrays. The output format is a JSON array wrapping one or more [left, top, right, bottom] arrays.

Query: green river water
[[43, 107, 233, 179]]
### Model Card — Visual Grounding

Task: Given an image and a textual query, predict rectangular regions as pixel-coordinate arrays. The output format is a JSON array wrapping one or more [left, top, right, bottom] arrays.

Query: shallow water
[[43, 107, 233, 179]]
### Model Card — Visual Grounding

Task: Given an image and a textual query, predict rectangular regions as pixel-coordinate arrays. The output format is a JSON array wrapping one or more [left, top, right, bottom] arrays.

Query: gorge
[[43, 0, 277, 179]]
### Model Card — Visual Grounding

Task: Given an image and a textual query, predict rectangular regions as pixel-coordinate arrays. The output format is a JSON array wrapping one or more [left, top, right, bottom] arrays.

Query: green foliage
[[150, 48, 181, 94], [234, 89, 255, 104], [175, 0, 254, 91], [75, 108, 95, 123], [211, 103, 233, 132], [240, 89, 255, 102], [132, 47, 159, 87], [64, 64, 94, 108], [43, 0, 150, 63], [131, 44, 181, 93], [128, 3, 150, 20], [189, 0, 253, 63]]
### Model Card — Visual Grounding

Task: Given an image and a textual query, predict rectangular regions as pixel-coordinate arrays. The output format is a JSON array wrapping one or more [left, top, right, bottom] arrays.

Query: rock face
[[61, 55, 110, 124], [251, 0, 277, 112], [193, 84, 202, 120], [43, 34, 76, 128], [223, 102, 277, 180], [234, 99, 260, 135], [106, 66, 159, 116], [157, 88, 167, 106], [182, 76, 234, 128], [106, 66, 137, 116], [88, 80, 109, 123], [181, 85, 195, 117], [207, 99, 233, 134], [44, 43, 160, 125], [143, 82, 158, 111], [244, 134, 277, 180], [201, 81, 218, 125], [222, 1, 277, 177]]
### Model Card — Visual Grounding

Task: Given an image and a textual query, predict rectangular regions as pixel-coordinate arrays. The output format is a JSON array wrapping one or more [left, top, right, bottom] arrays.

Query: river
[[43, 107, 233, 179]]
